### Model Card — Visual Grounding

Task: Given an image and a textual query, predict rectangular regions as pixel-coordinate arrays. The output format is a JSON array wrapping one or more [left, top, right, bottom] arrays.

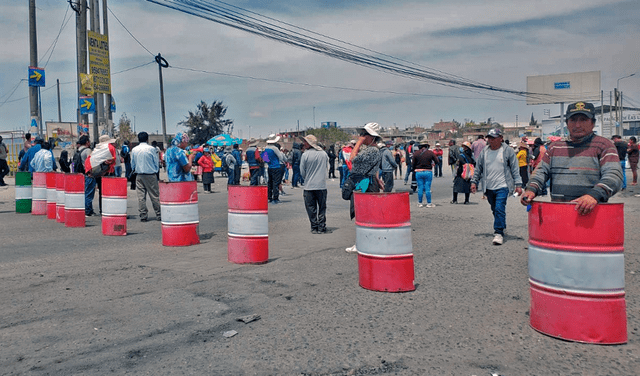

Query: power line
[[40, 6, 73, 69], [108, 6, 156, 57]]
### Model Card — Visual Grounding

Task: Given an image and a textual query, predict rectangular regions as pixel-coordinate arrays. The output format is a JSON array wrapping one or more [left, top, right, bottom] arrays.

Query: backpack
[[220, 153, 228, 172], [72, 151, 85, 174]]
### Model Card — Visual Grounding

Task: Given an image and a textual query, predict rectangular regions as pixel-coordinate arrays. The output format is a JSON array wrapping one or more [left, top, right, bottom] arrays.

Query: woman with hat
[[198, 147, 215, 193], [516, 141, 530, 186], [412, 137, 439, 207], [433, 142, 444, 177], [451, 141, 475, 204]]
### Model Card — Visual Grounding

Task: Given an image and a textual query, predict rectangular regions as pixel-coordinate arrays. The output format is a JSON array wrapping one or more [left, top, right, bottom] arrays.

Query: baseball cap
[[566, 101, 595, 120], [487, 128, 502, 138]]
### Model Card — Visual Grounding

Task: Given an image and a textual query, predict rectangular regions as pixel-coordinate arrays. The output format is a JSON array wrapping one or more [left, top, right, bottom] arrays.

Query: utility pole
[[29, 0, 41, 136], [73, 0, 89, 135], [57, 79, 62, 122], [90, 0, 102, 142], [102, 0, 112, 136], [156, 53, 170, 148]]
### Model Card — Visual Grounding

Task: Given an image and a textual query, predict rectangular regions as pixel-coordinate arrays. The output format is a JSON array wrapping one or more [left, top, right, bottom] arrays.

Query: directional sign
[[79, 96, 95, 115], [28, 66, 45, 87]]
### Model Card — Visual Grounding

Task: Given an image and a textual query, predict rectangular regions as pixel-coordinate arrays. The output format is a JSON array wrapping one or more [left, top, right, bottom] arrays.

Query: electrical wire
[[108, 6, 156, 57], [40, 6, 73, 68]]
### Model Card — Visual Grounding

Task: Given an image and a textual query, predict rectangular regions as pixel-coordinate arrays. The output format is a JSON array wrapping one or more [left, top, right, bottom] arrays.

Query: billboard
[[88, 30, 111, 94], [526, 71, 600, 105], [46, 122, 80, 150]]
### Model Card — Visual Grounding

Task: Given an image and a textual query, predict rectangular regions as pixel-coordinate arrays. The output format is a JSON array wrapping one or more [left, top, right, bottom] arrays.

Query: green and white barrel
[[15, 172, 32, 213]]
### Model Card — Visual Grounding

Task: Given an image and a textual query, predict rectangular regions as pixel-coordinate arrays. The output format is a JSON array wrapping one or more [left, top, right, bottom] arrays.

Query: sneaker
[[271, 200, 281, 204], [492, 234, 503, 245], [417, 203, 424, 208], [140, 217, 149, 222], [425, 203, 435, 208], [345, 245, 358, 253], [450, 200, 457, 204]]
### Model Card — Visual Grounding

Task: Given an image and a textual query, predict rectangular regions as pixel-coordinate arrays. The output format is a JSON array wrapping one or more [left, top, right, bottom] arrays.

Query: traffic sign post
[[79, 96, 96, 115], [28, 66, 45, 87]]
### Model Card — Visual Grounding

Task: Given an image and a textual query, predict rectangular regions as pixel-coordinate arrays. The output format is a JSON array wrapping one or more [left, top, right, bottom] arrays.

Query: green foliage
[[115, 113, 136, 144], [179, 101, 234, 145], [306, 127, 351, 146]]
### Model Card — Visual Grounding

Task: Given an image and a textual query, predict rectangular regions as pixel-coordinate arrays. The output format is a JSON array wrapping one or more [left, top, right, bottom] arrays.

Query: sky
[[1, 0, 639, 140]]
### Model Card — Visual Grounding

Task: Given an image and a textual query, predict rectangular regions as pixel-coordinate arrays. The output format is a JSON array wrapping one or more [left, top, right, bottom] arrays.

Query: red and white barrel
[[101, 177, 128, 236], [159, 181, 200, 247], [228, 185, 269, 264], [528, 201, 626, 344], [56, 172, 65, 223], [32, 172, 47, 215], [354, 192, 415, 292], [46, 172, 57, 219], [64, 173, 86, 228]]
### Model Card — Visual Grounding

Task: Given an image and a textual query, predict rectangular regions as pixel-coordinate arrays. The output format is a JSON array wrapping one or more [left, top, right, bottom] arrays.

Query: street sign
[[80, 73, 94, 95], [87, 30, 111, 94], [79, 96, 96, 115], [28, 66, 45, 87]]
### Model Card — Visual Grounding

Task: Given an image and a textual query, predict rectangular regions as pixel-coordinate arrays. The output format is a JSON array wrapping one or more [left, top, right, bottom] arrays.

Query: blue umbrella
[[206, 134, 241, 146]]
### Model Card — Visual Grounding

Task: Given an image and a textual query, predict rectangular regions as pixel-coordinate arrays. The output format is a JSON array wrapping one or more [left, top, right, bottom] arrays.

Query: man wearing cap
[[521, 102, 622, 216], [264, 136, 287, 203], [299, 135, 329, 234], [471, 128, 522, 245], [131, 132, 162, 222], [165, 132, 196, 182], [433, 142, 444, 178], [0, 136, 9, 186], [245, 139, 263, 186]]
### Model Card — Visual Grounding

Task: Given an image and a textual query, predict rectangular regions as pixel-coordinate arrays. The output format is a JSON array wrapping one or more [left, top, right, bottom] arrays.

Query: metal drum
[[101, 177, 128, 236], [159, 181, 200, 247], [354, 192, 415, 292], [15, 171, 32, 213], [64, 174, 86, 228], [228, 185, 269, 264], [56, 172, 65, 223], [528, 201, 626, 344], [46, 172, 57, 219], [31, 172, 47, 215]]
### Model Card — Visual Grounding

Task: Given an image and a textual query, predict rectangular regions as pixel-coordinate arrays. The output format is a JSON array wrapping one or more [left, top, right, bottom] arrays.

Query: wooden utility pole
[[156, 53, 169, 148], [73, 0, 89, 134], [29, 0, 41, 136]]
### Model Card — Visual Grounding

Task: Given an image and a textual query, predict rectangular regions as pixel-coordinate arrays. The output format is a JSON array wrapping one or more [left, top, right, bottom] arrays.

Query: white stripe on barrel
[[354, 192, 414, 292], [32, 172, 47, 215], [528, 201, 626, 344], [227, 185, 269, 264], [56, 172, 65, 223], [46, 172, 57, 220], [159, 181, 200, 247]]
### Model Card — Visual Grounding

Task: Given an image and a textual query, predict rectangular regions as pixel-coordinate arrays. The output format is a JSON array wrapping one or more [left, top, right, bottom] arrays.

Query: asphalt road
[[1, 168, 639, 375]]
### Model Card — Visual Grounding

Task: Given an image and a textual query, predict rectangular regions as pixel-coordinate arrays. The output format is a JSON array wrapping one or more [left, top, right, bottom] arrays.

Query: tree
[[115, 113, 136, 145], [306, 127, 351, 147], [179, 101, 234, 145]]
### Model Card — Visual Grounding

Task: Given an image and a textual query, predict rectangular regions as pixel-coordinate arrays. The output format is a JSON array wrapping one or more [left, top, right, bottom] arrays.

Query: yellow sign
[[87, 30, 111, 94], [80, 73, 94, 95]]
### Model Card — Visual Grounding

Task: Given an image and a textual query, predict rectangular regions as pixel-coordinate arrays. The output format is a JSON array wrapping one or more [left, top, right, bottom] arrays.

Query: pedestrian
[[447, 139, 459, 176], [19, 136, 43, 172], [74, 136, 96, 216], [130, 131, 162, 222], [276, 143, 287, 196], [198, 147, 214, 193], [404, 140, 415, 185], [345, 122, 383, 253], [291, 142, 304, 188], [245, 138, 263, 185], [530, 137, 547, 196], [165, 132, 196, 182], [612, 135, 627, 191], [394, 146, 403, 179], [628, 136, 639, 186], [122, 140, 132, 180], [223, 145, 236, 186], [0, 136, 9, 186], [471, 135, 486, 161], [521, 101, 622, 215], [339, 140, 355, 188], [451, 141, 474, 204], [517, 141, 529, 187], [470, 128, 523, 245], [30, 141, 56, 172], [379, 141, 397, 192], [18, 133, 32, 163], [299, 135, 329, 234], [264, 135, 286, 203], [433, 142, 444, 177], [412, 137, 439, 208], [232, 143, 242, 185], [327, 145, 337, 179], [89, 135, 117, 215], [59, 150, 71, 173]]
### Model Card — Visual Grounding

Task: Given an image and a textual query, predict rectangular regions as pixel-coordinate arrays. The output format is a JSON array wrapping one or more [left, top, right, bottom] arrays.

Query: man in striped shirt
[[521, 101, 622, 215]]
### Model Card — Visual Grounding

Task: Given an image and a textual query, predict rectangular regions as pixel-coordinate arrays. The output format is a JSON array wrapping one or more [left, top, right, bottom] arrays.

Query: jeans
[[249, 168, 261, 185], [234, 165, 241, 185], [415, 170, 433, 204], [227, 168, 235, 186], [303, 189, 327, 231], [340, 165, 349, 188], [0, 158, 9, 184], [485, 187, 509, 235], [84, 175, 96, 215], [382, 171, 394, 192], [621, 160, 627, 189], [114, 166, 122, 177], [267, 167, 282, 201], [292, 165, 303, 187], [404, 165, 412, 183], [434, 158, 443, 177]]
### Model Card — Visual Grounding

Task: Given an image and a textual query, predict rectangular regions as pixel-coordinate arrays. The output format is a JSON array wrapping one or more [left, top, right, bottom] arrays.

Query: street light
[[616, 73, 636, 135]]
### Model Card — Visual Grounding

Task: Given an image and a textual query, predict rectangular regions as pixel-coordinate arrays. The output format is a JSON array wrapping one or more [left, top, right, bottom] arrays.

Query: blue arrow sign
[[110, 96, 116, 113], [79, 96, 96, 115], [28, 66, 45, 87]]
